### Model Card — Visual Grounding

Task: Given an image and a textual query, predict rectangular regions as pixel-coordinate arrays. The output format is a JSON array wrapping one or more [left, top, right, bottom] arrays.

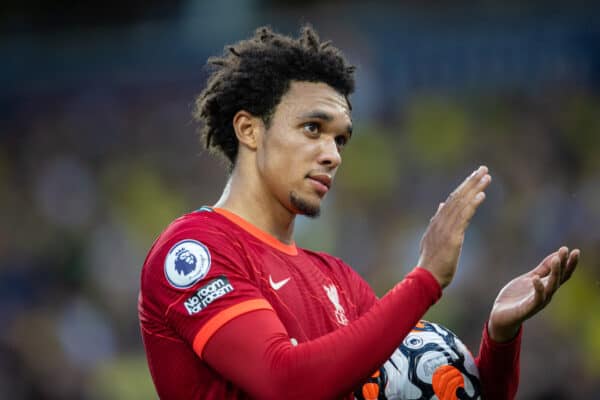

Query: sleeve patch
[[184, 276, 234, 315], [164, 239, 211, 289]]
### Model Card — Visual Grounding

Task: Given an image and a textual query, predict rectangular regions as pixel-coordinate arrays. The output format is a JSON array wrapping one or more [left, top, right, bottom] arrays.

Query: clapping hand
[[418, 166, 491, 288], [487, 246, 580, 342]]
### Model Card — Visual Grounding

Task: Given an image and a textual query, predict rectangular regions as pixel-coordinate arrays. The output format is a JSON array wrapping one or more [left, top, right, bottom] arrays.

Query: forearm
[[204, 268, 441, 400], [476, 322, 522, 400]]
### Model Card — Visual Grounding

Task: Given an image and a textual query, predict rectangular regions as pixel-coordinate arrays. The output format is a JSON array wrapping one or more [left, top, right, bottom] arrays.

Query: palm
[[488, 247, 579, 342], [491, 274, 545, 327]]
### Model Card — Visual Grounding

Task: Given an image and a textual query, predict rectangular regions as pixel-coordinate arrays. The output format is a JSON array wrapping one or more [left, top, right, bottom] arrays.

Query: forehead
[[275, 81, 351, 121]]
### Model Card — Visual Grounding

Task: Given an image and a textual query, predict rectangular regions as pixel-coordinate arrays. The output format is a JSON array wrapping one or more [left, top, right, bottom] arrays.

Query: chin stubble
[[290, 191, 320, 218]]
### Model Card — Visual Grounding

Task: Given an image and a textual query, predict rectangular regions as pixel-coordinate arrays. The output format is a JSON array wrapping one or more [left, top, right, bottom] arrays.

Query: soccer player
[[138, 26, 580, 399]]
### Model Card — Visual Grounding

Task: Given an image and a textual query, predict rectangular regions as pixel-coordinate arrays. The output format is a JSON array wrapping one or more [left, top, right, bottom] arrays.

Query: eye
[[303, 122, 320, 136], [335, 135, 349, 148]]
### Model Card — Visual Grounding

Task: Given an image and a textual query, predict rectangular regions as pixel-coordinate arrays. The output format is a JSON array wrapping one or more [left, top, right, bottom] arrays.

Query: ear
[[233, 110, 263, 151]]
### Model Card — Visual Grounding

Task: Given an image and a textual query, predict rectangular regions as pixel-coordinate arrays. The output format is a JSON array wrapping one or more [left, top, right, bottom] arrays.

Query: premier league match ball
[[355, 320, 481, 400]]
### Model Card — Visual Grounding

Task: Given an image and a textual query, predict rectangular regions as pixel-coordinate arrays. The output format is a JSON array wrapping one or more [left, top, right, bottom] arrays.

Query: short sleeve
[[141, 222, 273, 358]]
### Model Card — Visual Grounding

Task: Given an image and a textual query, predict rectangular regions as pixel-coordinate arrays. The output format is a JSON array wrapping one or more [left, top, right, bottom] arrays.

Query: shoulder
[[141, 209, 245, 290], [150, 209, 238, 257], [163, 208, 233, 242]]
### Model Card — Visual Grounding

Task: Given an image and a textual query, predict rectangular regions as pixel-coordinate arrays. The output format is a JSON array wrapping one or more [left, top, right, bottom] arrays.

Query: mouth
[[307, 174, 332, 196]]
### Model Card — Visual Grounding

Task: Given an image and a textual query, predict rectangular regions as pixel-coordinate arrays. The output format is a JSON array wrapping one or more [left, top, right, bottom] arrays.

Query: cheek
[[259, 129, 318, 185], [259, 138, 288, 172], [257, 137, 296, 189], [262, 133, 305, 169]]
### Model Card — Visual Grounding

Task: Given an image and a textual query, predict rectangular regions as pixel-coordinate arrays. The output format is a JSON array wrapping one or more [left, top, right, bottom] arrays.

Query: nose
[[317, 137, 342, 169]]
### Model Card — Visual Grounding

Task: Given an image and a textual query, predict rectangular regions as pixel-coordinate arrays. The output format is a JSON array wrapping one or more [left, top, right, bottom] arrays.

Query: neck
[[213, 168, 296, 244]]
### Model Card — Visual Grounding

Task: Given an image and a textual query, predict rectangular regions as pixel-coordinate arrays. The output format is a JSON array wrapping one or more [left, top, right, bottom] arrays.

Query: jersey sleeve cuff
[[193, 298, 274, 358], [483, 320, 523, 349], [410, 267, 443, 302]]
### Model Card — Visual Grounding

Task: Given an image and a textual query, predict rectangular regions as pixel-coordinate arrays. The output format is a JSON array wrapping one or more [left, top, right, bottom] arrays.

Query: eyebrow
[[297, 110, 353, 136]]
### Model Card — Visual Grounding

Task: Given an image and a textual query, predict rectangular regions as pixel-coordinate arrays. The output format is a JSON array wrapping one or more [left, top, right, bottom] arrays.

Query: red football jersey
[[138, 207, 379, 399], [139, 207, 520, 400]]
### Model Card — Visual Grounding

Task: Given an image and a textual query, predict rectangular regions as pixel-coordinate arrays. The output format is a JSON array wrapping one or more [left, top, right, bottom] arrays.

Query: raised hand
[[487, 246, 580, 342], [418, 166, 492, 288]]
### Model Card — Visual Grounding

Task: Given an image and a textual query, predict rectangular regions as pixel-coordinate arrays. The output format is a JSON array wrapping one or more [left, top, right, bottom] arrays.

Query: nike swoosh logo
[[269, 275, 291, 290]]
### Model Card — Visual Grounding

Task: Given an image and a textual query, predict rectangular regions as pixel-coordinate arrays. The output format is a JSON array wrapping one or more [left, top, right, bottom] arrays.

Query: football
[[355, 320, 481, 400]]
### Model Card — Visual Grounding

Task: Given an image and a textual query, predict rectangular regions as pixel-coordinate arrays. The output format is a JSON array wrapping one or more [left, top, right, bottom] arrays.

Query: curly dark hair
[[193, 25, 356, 168]]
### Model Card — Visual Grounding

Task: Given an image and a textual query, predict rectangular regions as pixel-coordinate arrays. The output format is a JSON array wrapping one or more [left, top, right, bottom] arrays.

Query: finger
[[447, 167, 490, 210], [437, 171, 491, 240], [531, 276, 546, 310], [529, 251, 559, 278], [456, 171, 491, 205], [429, 202, 446, 223], [456, 191, 487, 231], [558, 246, 569, 262], [543, 256, 561, 301], [446, 174, 491, 226], [557, 246, 569, 282], [447, 166, 489, 204], [471, 174, 492, 203], [561, 249, 580, 284]]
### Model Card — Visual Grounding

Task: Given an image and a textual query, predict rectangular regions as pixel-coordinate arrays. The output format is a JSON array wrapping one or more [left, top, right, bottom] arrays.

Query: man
[[138, 26, 580, 399]]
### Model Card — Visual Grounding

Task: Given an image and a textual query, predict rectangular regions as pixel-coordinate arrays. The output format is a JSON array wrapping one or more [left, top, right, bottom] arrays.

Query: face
[[256, 81, 352, 218]]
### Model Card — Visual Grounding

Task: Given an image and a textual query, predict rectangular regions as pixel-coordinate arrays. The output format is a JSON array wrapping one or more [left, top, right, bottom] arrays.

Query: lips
[[307, 174, 332, 195], [308, 174, 332, 189]]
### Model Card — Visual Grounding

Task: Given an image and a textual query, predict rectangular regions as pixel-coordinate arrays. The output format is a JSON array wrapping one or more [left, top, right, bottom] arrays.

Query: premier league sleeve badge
[[164, 239, 211, 289]]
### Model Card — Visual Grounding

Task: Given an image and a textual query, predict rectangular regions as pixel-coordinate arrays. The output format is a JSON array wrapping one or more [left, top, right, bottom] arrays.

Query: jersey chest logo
[[323, 284, 349, 326], [269, 275, 291, 291]]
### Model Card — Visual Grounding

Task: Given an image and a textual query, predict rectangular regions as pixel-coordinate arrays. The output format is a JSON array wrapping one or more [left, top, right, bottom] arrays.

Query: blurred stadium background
[[1, 1, 599, 398]]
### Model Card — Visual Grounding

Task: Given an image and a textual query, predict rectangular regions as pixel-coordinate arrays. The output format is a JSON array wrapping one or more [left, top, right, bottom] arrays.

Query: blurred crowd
[[1, 1, 599, 398]]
